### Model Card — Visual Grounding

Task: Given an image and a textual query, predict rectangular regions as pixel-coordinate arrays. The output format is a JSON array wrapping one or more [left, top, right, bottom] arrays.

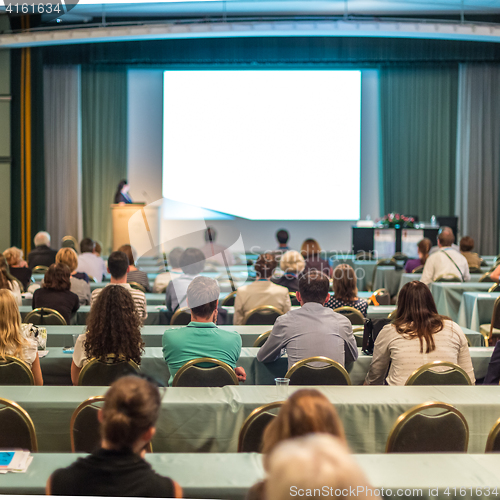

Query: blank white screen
[[163, 70, 361, 220]]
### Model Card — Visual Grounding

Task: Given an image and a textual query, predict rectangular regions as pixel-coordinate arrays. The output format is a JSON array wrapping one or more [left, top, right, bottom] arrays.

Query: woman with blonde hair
[[56, 248, 91, 305], [271, 250, 305, 293], [300, 239, 332, 277], [326, 263, 368, 316], [0, 254, 22, 305], [0, 289, 43, 385], [3, 247, 31, 290]]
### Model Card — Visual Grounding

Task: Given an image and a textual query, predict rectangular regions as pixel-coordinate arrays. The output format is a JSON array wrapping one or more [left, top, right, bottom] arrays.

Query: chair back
[[253, 330, 271, 348], [32, 265, 49, 274], [172, 357, 239, 387], [238, 402, 282, 452], [412, 265, 424, 274], [386, 402, 468, 453], [479, 273, 495, 283], [352, 326, 364, 348], [468, 266, 483, 274], [170, 307, 191, 325], [372, 288, 391, 305], [489, 283, 500, 293], [434, 274, 462, 283], [285, 356, 351, 386], [488, 296, 500, 344], [392, 253, 408, 263], [62, 235, 79, 252], [371, 258, 396, 291], [24, 307, 67, 326], [70, 396, 105, 452], [242, 306, 283, 326], [485, 417, 500, 452], [0, 355, 34, 385], [0, 398, 38, 451], [333, 306, 365, 325], [129, 281, 146, 293], [12, 277, 24, 293], [221, 291, 237, 307], [289, 292, 300, 306], [405, 361, 472, 385], [78, 356, 140, 386]]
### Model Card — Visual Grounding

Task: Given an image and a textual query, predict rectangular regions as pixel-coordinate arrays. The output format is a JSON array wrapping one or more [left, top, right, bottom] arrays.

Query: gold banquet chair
[[333, 306, 365, 326], [172, 358, 239, 387], [485, 417, 500, 453], [25, 307, 67, 326], [78, 356, 140, 386], [0, 355, 34, 385], [479, 296, 500, 347], [412, 265, 424, 274], [253, 330, 271, 348], [129, 282, 146, 293], [32, 265, 50, 275], [370, 288, 391, 306], [221, 291, 237, 307], [285, 356, 351, 386], [405, 361, 472, 386], [242, 306, 283, 326], [479, 273, 496, 283], [0, 398, 38, 451], [289, 292, 300, 306], [434, 274, 462, 283], [238, 402, 282, 453], [170, 307, 191, 326]]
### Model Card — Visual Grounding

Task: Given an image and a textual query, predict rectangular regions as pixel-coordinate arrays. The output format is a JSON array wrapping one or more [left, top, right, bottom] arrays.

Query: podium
[[110, 203, 161, 252]]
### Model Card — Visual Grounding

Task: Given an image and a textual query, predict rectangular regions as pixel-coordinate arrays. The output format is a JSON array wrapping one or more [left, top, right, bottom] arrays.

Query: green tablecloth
[[399, 273, 485, 293], [458, 292, 500, 332], [4, 385, 500, 454], [2, 453, 500, 499], [373, 266, 403, 296]]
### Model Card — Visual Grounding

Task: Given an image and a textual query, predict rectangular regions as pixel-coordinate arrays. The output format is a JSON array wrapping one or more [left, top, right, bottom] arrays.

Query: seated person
[[257, 271, 357, 370], [234, 253, 291, 325], [325, 264, 368, 316], [199, 226, 235, 267], [301, 239, 332, 277], [91, 251, 147, 321], [153, 247, 184, 293], [71, 285, 144, 385], [47, 376, 182, 497], [404, 238, 432, 273], [3, 246, 32, 290], [365, 281, 475, 385], [429, 226, 460, 255], [460, 236, 482, 269], [162, 276, 245, 385], [27, 231, 58, 269], [0, 255, 22, 305], [271, 250, 305, 293], [76, 238, 107, 282], [0, 289, 43, 385], [56, 248, 91, 305], [276, 229, 290, 252], [32, 264, 79, 324], [420, 227, 470, 284], [119, 244, 152, 292]]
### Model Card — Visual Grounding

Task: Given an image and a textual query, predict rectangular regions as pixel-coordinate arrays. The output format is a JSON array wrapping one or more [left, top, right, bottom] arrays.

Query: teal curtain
[[380, 66, 458, 221], [81, 66, 127, 253]]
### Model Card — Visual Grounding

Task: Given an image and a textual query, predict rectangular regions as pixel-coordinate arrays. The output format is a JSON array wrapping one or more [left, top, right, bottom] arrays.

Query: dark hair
[[118, 244, 135, 266], [43, 263, 71, 291], [460, 236, 475, 253], [168, 247, 184, 270], [85, 285, 144, 363], [393, 281, 445, 354], [332, 264, 357, 301], [417, 238, 432, 265], [437, 226, 455, 247], [100, 375, 160, 451], [298, 270, 329, 304], [255, 253, 277, 279], [187, 276, 220, 318], [276, 229, 289, 245], [114, 179, 128, 203], [179, 248, 205, 275], [80, 238, 95, 254], [107, 251, 129, 279], [204, 227, 216, 243]]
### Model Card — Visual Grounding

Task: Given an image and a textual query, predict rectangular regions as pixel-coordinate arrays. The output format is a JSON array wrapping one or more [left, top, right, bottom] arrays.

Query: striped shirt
[[126, 270, 151, 292], [91, 283, 148, 320]]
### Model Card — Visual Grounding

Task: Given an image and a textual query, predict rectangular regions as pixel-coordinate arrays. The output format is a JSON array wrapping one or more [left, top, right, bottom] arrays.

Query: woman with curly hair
[[71, 285, 145, 385]]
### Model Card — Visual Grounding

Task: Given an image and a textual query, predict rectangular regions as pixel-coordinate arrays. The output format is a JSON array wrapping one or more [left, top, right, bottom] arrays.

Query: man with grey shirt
[[257, 270, 358, 369]]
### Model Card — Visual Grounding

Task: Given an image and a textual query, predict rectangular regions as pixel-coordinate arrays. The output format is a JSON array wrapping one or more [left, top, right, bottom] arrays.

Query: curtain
[[44, 65, 83, 248], [81, 66, 127, 254], [455, 64, 500, 255], [380, 66, 458, 222]]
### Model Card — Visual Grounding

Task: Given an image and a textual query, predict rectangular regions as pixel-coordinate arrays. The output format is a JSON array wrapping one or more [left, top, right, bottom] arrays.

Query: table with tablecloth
[[372, 266, 403, 296], [399, 273, 486, 292], [458, 292, 500, 332]]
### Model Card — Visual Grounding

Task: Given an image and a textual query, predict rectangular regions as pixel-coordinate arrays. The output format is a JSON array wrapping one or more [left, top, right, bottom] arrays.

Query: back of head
[[332, 264, 357, 301], [61, 239, 77, 251], [301, 239, 321, 258], [101, 376, 161, 451], [107, 251, 129, 279], [204, 227, 216, 243], [280, 250, 305, 274], [460, 236, 475, 253], [34, 231, 51, 248], [56, 248, 78, 273], [3, 247, 22, 267], [255, 253, 277, 279], [276, 229, 289, 245], [262, 389, 346, 456], [265, 434, 375, 500], [0, 289, 24, 358], [437, 226, 455, 247], [80, 238, 95, 254], [168, 247, 184, 270], [298, 270, 329, 304], [118, 244, 136, 266], [187, 276, 220, 317], [43, 263, 71, 291], [417, 238, 432, 262], [180, 248, 205, 276]]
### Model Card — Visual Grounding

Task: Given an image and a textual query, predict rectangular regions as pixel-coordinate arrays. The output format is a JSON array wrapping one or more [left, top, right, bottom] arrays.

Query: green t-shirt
[[162, 322, 242, 386]]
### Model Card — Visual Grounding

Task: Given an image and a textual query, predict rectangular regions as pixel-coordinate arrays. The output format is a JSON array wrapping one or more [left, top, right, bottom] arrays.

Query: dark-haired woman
[[71, 285, 145, 385], [114, 179, 133, 204], [325, 264, 368, 317], [46, 376, 182, 497], [405, 238, 432, 273], [32, 263, 79, 324], [364, 281, 474, 385]]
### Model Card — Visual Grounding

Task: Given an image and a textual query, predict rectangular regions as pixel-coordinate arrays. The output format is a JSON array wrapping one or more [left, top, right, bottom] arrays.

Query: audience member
[[32, 264, 80, 324], [3, 247, 31, 290], [270, 250, 305, 293], [0, 255, 22, 305], [114, 179, 133, 204], [71, 285, 145, 384], [199, 227, 235, 267], [420, 227, 470, 284], [234, 253, 291, 325], [365, 281, 475, 385], [325, 264, 368, 316], [483, 341, 500, 384], [27, 231, 58, 269], [460, 236, 482, 268], [91, 251, 147, 321], [301, 239, 332, 277], [0, 289, 43, 385], [119, 244, 152, 292], [47, 376, 182, 497], [56, 248, 91, 305], [257, 271, 357, 369], [404, 238, 432, 273], [76, 238, 107, 282], [94, 240, 103, 256], [275, 229, 290, 251], [162, 276, 245, 385], [429, 226, 460, 255], [153, 247, 184, 293]]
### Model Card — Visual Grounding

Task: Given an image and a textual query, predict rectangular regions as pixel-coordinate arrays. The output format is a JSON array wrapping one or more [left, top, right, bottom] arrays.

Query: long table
[[2, 453, 500, 499], [399, 272, 485, 292], [3, 385, 500, 454], [458, 292, 500, 332]]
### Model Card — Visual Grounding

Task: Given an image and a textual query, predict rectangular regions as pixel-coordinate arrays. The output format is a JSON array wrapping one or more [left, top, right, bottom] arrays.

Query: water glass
[[275, 377, 290, 400]]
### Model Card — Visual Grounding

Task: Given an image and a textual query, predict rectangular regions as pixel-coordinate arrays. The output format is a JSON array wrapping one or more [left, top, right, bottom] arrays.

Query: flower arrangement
[[378, 213, 415, 229]]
